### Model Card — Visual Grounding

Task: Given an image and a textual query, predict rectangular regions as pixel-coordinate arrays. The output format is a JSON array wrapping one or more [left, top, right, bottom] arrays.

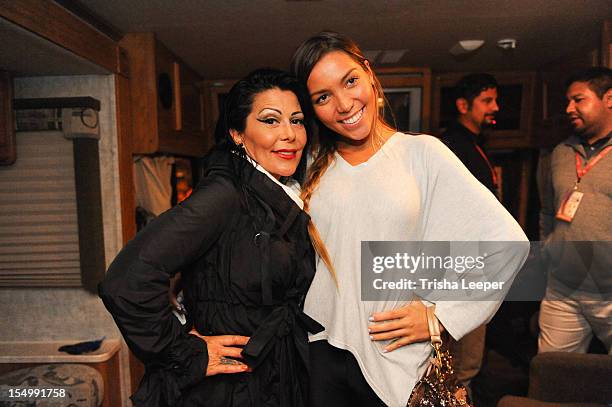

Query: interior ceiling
[[0, 17, 109, 76], [1, 1, 611, 79], [75, 0, 611, 79]]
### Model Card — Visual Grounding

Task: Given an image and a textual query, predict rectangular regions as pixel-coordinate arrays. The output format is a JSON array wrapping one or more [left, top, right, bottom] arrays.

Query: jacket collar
[[203, 149, 307, 223]]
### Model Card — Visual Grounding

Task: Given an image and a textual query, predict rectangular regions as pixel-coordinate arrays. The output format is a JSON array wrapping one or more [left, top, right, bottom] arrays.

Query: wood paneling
[[119, 33, 158, 153], [120, 33, 208, 156], [0, 71, 15, 165], [603, 20, 612, 68], [0, 0, 119, 74], [114, 73, 137, 243]]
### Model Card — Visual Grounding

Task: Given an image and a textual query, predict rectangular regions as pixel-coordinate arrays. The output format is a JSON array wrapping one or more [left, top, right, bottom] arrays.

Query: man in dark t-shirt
[[439, 73, 500, 393], [441, 73, 499, 196]]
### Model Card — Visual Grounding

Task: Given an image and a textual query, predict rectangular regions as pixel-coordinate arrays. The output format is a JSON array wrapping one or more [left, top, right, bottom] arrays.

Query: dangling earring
[[235, 140, 247, 156], [234, 137, 244, 150]]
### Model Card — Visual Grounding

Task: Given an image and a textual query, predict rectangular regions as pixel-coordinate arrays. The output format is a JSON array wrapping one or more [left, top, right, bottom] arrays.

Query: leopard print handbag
[[407, 306, 472, 407]]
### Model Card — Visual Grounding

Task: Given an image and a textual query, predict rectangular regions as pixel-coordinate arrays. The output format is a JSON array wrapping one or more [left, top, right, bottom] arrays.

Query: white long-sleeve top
[[304, 133, 529, 407]]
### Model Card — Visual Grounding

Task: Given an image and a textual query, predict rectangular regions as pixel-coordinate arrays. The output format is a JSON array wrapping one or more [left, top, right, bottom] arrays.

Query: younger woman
[[291, 32, 529, 407]]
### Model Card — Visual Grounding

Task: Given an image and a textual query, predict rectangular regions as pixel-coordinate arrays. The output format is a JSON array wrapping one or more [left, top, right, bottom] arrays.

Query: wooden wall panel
[[114, 73, 137, 243], [119, 33, 158, 154], [0, 71, 15, 165], [0, 0, 119, 74], [603, 20, 612, 68]]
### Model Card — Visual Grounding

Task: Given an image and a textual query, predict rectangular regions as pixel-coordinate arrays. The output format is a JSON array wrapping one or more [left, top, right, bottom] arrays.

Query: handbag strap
[[426, 305, 445, 374], [426, 306, 442, 345]]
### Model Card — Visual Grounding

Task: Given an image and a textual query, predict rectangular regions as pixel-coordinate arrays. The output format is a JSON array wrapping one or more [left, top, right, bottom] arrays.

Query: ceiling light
[[363, 50, 382, 63], [449, 40, 485, 56], [497, 38, 517, 50], [379, 50, 406, 64]]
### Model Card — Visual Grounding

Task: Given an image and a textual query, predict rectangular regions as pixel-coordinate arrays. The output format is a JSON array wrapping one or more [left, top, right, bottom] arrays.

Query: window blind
[[0, 131, 81, 286]]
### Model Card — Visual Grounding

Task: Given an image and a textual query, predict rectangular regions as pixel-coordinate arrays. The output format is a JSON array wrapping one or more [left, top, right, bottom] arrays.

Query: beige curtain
[[133, 155, 175, 216]]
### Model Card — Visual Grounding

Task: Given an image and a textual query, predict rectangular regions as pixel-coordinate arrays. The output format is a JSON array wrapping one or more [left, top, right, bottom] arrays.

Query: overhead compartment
[[120, 33, 209, 156]]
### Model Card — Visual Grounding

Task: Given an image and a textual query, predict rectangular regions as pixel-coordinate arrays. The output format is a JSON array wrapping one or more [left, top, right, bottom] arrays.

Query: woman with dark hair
[[99, 68, 322, 407], [290, 32, 529, 407]]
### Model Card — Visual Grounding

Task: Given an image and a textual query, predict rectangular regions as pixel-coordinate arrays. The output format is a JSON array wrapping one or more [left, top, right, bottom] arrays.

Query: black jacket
[[99, 149, 323, 407], [440, 121, 497, 194]]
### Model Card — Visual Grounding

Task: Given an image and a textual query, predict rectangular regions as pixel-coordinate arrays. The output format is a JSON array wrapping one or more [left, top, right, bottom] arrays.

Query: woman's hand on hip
[[189, 329, 251, 376], [368, 301, 442, 352], [168, 272, 184, 313]]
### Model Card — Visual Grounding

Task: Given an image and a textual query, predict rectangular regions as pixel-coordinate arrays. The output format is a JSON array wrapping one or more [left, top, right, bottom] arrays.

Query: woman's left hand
[[368, 301, 440, 352]]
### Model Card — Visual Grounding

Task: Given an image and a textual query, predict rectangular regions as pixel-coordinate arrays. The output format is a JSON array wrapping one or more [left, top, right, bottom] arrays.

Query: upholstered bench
[[0, 340, 122, 407], [0, 363, 103, 407]]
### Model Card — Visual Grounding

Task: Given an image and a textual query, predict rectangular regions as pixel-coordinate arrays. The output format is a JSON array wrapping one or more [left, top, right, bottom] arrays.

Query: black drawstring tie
[[242, 302, 324, 406]]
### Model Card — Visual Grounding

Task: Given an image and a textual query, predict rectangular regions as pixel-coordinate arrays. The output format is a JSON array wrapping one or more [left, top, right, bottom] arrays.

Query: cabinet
[[120, 33, 209, 156]]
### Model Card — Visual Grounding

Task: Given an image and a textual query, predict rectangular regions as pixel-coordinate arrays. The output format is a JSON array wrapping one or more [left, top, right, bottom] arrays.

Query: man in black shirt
[[439, 73, 500, 393], [441, 73, 499, 195]]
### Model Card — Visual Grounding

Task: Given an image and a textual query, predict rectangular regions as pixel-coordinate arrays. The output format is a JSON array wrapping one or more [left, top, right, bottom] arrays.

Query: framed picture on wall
[[376, 67, 432, 133], [382, 87, 422, 133]]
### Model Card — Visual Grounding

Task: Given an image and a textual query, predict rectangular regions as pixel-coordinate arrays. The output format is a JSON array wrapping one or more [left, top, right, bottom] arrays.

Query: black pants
[[309, 340, 387, 407]]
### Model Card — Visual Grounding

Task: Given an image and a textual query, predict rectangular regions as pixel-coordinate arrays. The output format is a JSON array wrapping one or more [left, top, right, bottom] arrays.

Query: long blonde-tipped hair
[[291, 31, 393, 285]]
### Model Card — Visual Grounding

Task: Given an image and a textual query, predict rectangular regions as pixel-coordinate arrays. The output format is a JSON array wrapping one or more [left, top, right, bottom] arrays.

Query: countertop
[[0, 339, 121, 363]]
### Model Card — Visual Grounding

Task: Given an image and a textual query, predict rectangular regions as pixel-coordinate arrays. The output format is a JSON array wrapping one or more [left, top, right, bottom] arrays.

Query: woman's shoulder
[[387, 132, 450, 158], [388, 131, 442, 145], [189, 152, 242, 208]]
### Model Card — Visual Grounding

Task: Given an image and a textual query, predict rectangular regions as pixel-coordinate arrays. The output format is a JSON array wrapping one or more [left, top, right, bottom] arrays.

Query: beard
[[569, 116, 591, 138]]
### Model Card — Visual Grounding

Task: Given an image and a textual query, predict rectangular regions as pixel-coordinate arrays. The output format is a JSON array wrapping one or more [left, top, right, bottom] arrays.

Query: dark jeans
[[309, 340, 387, 407]]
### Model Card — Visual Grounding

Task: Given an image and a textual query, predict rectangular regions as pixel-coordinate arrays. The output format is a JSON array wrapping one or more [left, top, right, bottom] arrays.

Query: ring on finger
[[220, 357, 241, 365]]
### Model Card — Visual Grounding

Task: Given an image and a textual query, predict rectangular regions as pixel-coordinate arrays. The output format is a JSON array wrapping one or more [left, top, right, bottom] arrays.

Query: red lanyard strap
[[474, 144, 498, 187], [575, 145, 612, 182]]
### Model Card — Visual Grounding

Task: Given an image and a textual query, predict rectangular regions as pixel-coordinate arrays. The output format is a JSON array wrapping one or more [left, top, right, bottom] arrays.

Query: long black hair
[[213, 68, 312, 183]]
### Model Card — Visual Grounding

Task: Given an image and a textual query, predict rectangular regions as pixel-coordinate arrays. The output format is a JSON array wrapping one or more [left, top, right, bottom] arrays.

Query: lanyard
[[574, 145, 612, 184], [474, 144, 498, 187]]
